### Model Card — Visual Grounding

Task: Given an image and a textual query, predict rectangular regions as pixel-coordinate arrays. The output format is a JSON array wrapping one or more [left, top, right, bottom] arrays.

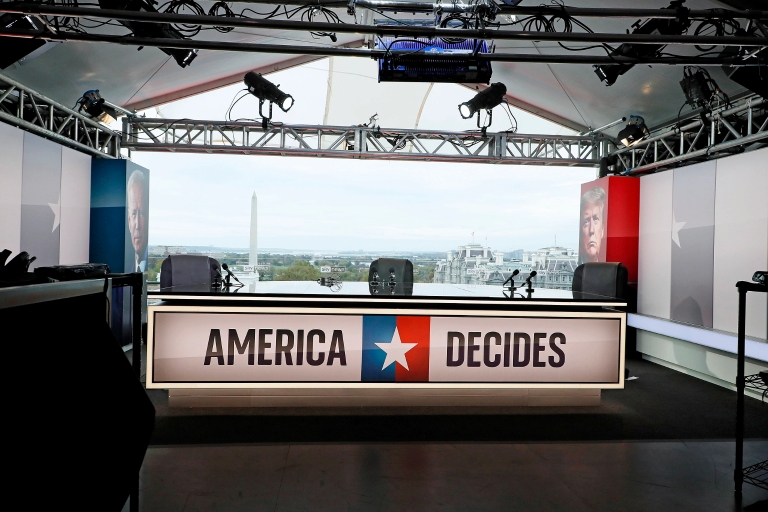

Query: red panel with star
[[395, 316, 430, 382]]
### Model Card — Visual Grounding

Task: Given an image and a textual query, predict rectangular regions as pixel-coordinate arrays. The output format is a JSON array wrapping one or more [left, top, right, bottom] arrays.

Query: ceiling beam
[[1, 29, 763, 66], [91, 0, 768, 19], [2, 4, 766, 46]]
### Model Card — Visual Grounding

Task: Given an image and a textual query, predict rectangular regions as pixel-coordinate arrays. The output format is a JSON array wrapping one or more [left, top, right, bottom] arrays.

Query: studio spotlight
[[98, 0, 197, 68], [617, 115, 649, 147], [244, 72, 294, 112], [244, 71, 294, 128], [593, 0, 690, 86], [680, 66, 726, 110], [76, 90, 134, 122], [459, 82, 507, 120]]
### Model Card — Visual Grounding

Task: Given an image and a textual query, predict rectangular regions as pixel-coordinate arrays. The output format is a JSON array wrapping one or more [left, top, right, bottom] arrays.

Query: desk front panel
[[147, 305, 625, 389]]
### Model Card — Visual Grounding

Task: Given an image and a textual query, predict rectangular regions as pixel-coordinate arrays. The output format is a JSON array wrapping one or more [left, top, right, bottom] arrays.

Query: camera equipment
[[753, 271, 767, 285], [317, 275, 343, 292]]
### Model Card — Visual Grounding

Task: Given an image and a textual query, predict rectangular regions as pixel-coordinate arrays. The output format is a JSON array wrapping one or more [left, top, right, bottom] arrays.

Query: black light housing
[[594, 0, 690, 86], [0, 14, 45, 69], [98, 0, 197, 68], [77, 90, 134, 121], [680, 67, 718, 108], [244, 72, 294, 112], [617, 115, 649, 147], [459, 82, 507, 119]]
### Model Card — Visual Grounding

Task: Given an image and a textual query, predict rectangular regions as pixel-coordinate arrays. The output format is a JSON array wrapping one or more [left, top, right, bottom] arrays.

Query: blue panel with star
[[362, 315, 396, 382]]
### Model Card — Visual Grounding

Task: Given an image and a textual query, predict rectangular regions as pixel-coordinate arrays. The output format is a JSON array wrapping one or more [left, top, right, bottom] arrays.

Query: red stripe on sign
[[396, 316, 430, 382]]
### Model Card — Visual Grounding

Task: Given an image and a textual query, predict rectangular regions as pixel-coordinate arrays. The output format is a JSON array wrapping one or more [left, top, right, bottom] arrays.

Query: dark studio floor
[[126, 357, 768, 511]]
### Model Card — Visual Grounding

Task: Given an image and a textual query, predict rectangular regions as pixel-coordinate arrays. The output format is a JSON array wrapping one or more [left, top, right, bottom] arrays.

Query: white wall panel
[[59, 147, 92, 264], [637, 171, 673, 318], [0, 123, 24, 256], [712, 148, 768, 339]]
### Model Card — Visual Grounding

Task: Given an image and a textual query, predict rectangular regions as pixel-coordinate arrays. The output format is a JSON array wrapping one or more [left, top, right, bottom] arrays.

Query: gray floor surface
[[124, 440, 768, 512]]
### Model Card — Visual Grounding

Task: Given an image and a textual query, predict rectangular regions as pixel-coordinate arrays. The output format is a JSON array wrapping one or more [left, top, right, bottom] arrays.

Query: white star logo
[[672, 212, 686, 248], [48, 194, 60, 232], [375, 327, 417, 371]]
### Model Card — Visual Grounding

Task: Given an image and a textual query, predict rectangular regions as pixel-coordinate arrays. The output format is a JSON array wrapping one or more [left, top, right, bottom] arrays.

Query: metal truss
[[122, 118, 605, 166], [0, 72, 120, 158], [608, 94, 768, 175]]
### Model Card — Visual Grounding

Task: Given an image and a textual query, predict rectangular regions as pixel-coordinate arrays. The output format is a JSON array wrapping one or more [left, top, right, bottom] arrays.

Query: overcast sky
[[128, 58, 597, 252]]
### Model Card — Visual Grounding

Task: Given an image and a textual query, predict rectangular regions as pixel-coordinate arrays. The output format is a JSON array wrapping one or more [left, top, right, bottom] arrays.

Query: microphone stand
[[502, 272, 519, 299], [525, 277, 535, 299]]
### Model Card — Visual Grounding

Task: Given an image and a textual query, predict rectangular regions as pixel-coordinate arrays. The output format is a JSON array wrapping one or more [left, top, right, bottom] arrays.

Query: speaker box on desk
[[369, 258, 414, 296]]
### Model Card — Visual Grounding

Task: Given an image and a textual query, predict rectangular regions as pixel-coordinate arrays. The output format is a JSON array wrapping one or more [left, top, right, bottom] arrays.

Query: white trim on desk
[[149, 293, 627, 309], [628, 313, 768, 362]]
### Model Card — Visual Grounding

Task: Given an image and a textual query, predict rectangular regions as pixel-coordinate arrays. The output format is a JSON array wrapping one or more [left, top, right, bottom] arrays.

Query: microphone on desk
[[525, 270, 537, 286], [503, 269, 520, 286], [221, 263, 242, 284]]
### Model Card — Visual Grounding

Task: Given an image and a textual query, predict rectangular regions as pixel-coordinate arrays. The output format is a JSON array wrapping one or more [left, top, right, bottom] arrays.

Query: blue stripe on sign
[[89, 206, 126, 271], [90, 159, 127, 208], [362, 315, 396, 382]]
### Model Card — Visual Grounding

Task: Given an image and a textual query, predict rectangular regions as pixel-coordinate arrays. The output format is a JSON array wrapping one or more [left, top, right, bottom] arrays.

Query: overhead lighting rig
[[244, 71, 294, 129], [97, 0, 197, 68], [355, 0, 501, 83], [0, 1, 765, 72], [593, 0, 691, 86]]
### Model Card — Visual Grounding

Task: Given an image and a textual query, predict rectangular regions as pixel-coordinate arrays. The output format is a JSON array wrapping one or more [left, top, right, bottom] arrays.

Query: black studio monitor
[[368, 258, 414, 296]]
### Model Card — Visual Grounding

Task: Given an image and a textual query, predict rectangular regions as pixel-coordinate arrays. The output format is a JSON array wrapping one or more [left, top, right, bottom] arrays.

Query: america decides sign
[[148, 310, 624, 388]]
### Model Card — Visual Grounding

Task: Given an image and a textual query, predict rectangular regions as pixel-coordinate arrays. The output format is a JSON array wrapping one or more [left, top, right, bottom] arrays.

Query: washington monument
[[249, 192, 257, 266]]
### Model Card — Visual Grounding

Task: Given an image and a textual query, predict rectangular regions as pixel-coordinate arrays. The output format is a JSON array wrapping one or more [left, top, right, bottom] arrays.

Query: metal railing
[[122, 118, 606, 166], [0, 72, 120, 158]]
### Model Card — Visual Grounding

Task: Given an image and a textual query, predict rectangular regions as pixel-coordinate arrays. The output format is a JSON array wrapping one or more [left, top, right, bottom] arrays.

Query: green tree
[[148, 257, 164, 282], [275, 261, 321, 281]]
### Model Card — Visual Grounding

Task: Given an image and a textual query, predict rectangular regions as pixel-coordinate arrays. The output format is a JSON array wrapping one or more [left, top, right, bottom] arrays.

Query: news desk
[[148, 282, 627, 408]]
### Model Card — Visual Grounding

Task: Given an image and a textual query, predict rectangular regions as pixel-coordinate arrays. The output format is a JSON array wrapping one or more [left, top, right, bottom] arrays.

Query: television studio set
[[0, 0, 766, 510]]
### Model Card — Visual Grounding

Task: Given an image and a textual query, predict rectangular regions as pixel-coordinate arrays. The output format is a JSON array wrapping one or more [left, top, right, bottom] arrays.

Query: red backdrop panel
[[579, 176, 639, 284]]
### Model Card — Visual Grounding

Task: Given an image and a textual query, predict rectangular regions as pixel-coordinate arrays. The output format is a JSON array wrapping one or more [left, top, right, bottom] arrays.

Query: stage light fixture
[[680, 67, 720, 109], [458, 82, 507, 119], [244, 72, 294, 112], [594, 0, 690, 86], [244, 71, 294, 128], [76, 90, 134, 122], [97, 0, 197, 68], [617, 115, 649, 147]]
